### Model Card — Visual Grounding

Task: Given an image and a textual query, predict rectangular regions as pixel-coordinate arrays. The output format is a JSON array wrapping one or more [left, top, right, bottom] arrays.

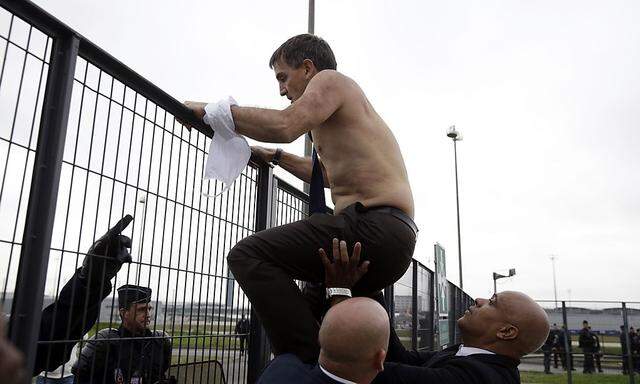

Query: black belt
[[356, 203, 418, 236]]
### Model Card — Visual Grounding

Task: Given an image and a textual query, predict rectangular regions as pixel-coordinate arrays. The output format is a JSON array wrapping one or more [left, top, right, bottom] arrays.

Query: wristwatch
[[326, 287, 352, 299], [271, 148, 283, 166]]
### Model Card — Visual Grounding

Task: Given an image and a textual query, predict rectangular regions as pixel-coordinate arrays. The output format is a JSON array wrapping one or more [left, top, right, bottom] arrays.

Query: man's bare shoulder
[[311, 70, 358, 91]]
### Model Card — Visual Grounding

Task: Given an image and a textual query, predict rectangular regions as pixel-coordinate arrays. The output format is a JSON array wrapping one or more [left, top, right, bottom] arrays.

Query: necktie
[[308, 133, 326, 214]]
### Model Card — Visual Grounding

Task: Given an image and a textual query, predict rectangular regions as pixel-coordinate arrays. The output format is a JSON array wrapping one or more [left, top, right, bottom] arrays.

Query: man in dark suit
[[258, 295, 389, 384], [373, 291, 549, 384]]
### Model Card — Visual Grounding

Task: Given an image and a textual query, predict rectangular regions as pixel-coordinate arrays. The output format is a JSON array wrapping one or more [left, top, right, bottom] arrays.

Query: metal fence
[[516, 300, 640, 384], [0, 2, 475, 384]]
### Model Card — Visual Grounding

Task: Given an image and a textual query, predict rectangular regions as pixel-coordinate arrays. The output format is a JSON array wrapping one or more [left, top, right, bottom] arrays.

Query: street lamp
[[447, 125, 464, 289], [493, 268, 516, 294], [550, 255, 559, 309]]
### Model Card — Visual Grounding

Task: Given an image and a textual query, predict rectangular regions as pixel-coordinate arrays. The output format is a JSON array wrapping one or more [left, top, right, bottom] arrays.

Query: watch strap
[[272, 148, 283, 166], [326, 287, 352, 299]]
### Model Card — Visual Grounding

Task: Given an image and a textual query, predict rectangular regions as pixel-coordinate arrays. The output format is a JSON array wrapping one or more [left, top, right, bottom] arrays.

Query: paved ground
[[172, 348, 248, 384]]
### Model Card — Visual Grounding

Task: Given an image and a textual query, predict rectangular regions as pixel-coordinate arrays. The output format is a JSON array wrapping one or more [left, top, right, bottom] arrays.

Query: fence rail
[[0, 2, 475, 384]]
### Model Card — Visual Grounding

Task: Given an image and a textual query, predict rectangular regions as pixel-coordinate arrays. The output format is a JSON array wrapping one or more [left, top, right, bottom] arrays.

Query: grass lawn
[[520, 372, 630, 384]]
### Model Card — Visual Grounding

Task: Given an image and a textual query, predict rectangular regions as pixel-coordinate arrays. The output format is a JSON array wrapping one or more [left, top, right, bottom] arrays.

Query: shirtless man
[[183, 34, 416, 363]]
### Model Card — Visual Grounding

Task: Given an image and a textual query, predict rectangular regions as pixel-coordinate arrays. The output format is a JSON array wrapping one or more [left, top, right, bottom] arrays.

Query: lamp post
[[550, 255, 559, 309], [136, 195, 147, 283], [447, 125, 464, 289], [493, 269, 516, 295], [303, 0, 315, 194]]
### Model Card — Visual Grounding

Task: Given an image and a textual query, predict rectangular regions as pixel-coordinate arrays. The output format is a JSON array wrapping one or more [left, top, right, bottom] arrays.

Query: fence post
[[246, 161, 274, 383], [411, 260, 418, 350], [623, 302, 636, 384], [561, 301, 573, 384], [8, 32, 79, 379], [384, 284, 395, 328]]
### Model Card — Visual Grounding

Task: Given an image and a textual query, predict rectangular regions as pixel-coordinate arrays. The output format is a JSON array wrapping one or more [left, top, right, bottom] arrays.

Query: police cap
[[117, 284, 152, 309]]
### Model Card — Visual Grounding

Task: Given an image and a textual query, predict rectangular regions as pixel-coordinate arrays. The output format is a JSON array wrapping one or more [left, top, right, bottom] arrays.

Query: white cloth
[[319, 363, 357, 384], [202, 96, 251, 194], [455, 344, 495, 357]]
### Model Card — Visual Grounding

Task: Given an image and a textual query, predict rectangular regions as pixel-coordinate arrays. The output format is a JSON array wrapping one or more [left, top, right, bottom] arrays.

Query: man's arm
[[252, 146, 330, 186], [185, 70, 344, 143], [34, 269, 112, 375]]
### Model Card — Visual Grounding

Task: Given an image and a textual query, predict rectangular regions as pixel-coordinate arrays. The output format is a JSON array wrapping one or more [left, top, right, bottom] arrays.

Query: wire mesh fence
[[0, 4, 51, 313]]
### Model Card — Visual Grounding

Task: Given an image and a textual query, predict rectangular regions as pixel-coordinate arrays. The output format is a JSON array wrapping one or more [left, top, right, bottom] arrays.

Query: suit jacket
[[257, 354, 346, 384], [373, 329, 520, 384]]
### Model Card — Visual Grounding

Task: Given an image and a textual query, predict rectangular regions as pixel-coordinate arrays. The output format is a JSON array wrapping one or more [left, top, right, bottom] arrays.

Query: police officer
[[578, 320, 595, 373], [73, 285, 173, 384], [542, 326, 555, 374], [235, 315, 250, 355]]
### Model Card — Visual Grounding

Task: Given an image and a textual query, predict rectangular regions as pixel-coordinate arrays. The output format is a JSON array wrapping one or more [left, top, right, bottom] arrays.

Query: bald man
[[374, 291, 550, 384], [257, 297, 390, 384]]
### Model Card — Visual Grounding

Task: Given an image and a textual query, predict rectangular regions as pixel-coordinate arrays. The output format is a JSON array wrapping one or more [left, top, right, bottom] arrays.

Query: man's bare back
[[309, 70, 414, 217]]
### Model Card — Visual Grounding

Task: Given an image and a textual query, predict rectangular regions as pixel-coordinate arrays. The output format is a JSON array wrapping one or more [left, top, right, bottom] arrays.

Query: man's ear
[[496, 324, 519, 341], [302, 59, 316, 78], [374, 349, 387, 372]]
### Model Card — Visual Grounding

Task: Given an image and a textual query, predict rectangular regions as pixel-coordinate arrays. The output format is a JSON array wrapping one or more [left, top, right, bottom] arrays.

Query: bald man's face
[[458, 294, 513, 344], [458, 291, 550, 358]]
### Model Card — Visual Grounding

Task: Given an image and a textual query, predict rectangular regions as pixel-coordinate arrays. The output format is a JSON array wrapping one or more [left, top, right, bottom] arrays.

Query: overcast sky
[[28, 0, 640, 303]]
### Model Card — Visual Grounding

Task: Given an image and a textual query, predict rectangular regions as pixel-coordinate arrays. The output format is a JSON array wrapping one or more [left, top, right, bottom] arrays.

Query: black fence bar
[[623, 303, 636, 384], [9, 31, 78, 379], [561, 301, 574, 384], [246, 162, 273, 384], [411, 260, 418, 350]]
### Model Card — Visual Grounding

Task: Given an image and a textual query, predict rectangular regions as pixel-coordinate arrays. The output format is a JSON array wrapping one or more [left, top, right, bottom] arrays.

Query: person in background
[[578, 320, 595, 373], [235, 314, 251, 355], [589, 326, 603, 373], [550, 323, 561, 369], [541, 328, 555, 374]]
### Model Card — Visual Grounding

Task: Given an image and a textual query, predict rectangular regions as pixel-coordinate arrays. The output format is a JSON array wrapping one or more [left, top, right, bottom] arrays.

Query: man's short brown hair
[[269, 34, 337, 71]]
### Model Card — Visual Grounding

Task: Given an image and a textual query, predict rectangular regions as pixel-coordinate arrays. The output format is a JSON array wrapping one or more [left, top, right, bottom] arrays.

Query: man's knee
[[227, 236, 263, 280]]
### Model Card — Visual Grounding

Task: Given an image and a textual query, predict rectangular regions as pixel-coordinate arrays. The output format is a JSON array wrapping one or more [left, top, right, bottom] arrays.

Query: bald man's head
[[318, 297, 390, 383], [457, 291, 549, 360]]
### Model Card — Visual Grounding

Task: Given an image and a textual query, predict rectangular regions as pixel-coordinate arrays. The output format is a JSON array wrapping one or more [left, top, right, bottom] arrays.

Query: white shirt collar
[[319, 363, 357, 384], [455, 344, 495, 357]]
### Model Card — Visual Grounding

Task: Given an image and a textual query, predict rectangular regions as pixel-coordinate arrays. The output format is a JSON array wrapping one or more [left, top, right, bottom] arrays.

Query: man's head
[[318, 297, 389, 384], [117, 285, 152, 334], [583, 320, 589, 329], [457, 291, 550, 360], [269, 34, 336, 102]]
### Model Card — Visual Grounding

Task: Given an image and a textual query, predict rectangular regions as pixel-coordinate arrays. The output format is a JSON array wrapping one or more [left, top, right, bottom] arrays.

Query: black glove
[[79, 215, 133, 284]]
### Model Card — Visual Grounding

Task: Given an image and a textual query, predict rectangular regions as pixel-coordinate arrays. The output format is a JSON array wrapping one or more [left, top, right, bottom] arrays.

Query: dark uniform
[[72, 285, 172, 384], [235, 317, 251, 355], [542, 330, 555, 374], [578, 326, 595, 373]]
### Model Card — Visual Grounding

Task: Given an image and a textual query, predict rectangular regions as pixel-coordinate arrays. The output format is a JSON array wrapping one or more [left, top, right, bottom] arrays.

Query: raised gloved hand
[[79, 215, 133, 284]]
